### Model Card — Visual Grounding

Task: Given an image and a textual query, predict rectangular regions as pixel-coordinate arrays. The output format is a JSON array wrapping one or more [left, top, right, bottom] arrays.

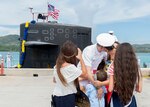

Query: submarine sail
[[19, 22, 91, 68]]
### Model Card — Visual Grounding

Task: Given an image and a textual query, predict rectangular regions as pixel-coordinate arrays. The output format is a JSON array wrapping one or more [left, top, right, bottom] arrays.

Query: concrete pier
[[0, 68, 149, 107]]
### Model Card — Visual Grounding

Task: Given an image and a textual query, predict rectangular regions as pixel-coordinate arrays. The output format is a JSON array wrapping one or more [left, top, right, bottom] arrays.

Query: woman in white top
[[108, 43, 142, 107], [52, 40, 87, 107]]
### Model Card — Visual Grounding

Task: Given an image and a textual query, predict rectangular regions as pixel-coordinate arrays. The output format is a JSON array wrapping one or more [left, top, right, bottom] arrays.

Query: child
[[85, 60, 107, 107]]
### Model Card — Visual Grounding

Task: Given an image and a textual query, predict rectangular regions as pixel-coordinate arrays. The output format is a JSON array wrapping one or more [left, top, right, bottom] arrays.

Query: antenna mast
[[29, 7, 34, 20]]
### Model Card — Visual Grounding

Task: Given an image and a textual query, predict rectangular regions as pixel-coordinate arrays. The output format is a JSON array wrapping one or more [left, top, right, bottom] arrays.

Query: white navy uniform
[[78, 44, 107, 87], [79, 33, 116, 86], [82, 44, 107, 71], [6, 53, 11, 68]]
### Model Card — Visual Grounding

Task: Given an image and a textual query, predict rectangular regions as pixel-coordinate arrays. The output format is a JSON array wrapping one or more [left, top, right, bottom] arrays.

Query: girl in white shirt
[[52, 40, 87, 107]]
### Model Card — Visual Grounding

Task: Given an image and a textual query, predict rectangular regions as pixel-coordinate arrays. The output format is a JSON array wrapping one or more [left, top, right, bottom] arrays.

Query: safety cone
[[0, 58, 6, 76]]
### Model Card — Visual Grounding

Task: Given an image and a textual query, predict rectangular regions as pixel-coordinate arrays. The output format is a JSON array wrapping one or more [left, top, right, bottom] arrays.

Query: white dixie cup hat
[[96, 33, 115, 47]]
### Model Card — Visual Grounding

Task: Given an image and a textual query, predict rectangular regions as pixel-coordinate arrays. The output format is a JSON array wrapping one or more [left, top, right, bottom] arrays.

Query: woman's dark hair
[[56, 40, 78, 86], [104, 46, 114, 51], [113, 43, 140, 106], [96, 59, 107, 81], [105, 41, 120, 52], [97, 59, 106, 70]]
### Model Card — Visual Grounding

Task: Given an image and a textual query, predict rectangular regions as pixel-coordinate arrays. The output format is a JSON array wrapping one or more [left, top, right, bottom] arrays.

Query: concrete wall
[[2, 68, 150, 77], [141, 68, 150, 76], [3, 68, 53, 76]]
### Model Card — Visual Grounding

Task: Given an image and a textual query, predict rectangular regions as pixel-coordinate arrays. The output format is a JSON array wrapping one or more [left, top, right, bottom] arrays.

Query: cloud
[[56, 0, 150, 26], [0, 0, 150, 36], [0, 26, 19, 36], [93, 0, 150, 24]]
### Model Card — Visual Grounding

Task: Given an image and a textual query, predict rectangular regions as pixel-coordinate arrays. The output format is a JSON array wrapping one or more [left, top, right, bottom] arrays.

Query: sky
[[0, 0, 150, 44]]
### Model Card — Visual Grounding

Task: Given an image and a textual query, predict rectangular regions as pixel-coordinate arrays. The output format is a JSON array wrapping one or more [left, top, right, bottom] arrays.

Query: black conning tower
[[20, 22, 92, 68]]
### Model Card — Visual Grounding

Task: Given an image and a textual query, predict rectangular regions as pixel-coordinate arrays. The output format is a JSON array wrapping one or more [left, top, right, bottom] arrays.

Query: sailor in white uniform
[[78, 33, 115, 86], [78, 33, 116, 107], [6, 52, 12, 68]]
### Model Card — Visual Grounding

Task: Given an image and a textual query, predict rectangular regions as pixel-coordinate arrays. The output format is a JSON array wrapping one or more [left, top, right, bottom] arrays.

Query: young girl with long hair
[[108, 43, 142, 107], [52, 40, 87, 107]]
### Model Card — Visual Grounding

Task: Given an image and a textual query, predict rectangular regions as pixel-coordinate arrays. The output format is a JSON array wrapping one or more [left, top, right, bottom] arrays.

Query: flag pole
[[47, 1, 49, 22]]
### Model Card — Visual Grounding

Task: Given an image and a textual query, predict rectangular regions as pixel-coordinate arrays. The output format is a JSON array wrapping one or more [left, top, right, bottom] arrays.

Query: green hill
[[0, 35, 150, 52], [132, 44, 150, 53], [0, 35, 20, 51]]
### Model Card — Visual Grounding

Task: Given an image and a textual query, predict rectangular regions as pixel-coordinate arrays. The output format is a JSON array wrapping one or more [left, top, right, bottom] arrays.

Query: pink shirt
[[108, 63, 114, 75]]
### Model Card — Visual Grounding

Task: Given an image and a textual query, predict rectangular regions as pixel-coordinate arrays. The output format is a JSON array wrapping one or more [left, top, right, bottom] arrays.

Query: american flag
[[48, 4, 60, 20]]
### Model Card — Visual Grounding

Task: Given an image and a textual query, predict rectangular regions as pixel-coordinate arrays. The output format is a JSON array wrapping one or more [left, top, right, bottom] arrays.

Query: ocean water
[[0, 52, 149, 68], [0, 52, 19, 67], [136, 53, 150, 68]]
